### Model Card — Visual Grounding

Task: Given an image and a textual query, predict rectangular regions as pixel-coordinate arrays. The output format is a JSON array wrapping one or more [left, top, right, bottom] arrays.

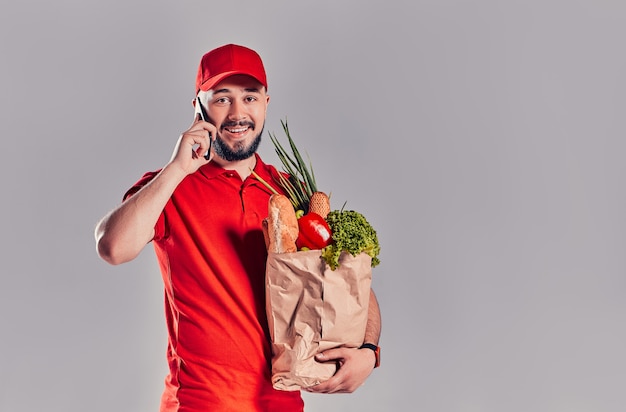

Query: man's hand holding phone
[[168, 107, 216, 177]]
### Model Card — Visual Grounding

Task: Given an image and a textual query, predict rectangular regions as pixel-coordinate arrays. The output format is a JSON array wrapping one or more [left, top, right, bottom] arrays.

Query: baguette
[[261, 218, 270, 250], [267, 194, 299, 253]]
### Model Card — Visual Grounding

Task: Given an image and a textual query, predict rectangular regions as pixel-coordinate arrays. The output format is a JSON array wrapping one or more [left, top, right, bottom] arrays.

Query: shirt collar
[[198, 153, 278, 184]]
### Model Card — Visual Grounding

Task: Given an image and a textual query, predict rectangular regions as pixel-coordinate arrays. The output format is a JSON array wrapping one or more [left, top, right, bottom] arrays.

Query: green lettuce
[[321, 210, 381, 270]]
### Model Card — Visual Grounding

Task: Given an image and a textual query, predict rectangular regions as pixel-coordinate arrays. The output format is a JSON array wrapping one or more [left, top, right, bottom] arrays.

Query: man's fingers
[[180, 114, 216, 164], [316, 348, 347, 362], [305, 375, 344, 394], [191, 134, 210, 158]]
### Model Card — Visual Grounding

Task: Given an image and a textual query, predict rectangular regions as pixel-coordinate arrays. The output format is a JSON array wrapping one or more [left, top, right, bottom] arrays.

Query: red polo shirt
[[125, 154, 303, 412]]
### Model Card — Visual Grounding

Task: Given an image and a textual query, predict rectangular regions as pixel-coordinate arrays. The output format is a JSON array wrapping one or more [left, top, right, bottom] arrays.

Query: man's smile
[[225, 126, 249, 134], [221, 121, 255, 137]]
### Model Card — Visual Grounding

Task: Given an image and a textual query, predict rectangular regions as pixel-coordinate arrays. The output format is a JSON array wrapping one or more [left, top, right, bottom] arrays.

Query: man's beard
[[212, 123, 264, 161]]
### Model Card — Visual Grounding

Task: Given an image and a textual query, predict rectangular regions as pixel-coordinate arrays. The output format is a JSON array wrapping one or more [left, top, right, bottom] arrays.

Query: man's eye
[[245, 96, 257, 102], [215, 97, 230, 104]]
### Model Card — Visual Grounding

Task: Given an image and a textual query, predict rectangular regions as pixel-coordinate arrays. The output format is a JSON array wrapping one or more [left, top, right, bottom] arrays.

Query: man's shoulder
[[123, 169, 162, 201]]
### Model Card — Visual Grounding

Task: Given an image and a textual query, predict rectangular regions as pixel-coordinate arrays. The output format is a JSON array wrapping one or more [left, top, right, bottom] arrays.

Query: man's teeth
[[226, 127, 248, 133]]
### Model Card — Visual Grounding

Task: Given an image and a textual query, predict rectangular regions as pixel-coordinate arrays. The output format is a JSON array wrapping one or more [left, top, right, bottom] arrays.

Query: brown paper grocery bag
[[265, 250, 372, 391]]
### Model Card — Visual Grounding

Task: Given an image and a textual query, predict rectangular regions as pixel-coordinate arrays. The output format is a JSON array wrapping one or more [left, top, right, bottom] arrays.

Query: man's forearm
[[364, 289, 381, 345]]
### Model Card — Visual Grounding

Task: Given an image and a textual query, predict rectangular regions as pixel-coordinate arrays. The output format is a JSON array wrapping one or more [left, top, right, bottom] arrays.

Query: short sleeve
[[123, 170, 168, 241]]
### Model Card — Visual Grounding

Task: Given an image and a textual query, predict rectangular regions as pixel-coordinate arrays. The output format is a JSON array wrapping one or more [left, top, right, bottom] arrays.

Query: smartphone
[[195, 96, 212, 160]]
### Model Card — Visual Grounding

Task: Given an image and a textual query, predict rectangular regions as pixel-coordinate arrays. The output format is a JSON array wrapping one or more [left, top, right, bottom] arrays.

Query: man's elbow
[[96, 238, 123, 265], [95, 232, 137, 266]]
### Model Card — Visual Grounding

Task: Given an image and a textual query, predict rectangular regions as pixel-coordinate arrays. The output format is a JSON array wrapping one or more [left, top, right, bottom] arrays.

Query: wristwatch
[[359, 343, 380, 368]]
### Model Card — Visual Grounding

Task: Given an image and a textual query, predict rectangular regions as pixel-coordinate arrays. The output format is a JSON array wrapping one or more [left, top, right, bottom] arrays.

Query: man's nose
[[227, 99, 246, 120]]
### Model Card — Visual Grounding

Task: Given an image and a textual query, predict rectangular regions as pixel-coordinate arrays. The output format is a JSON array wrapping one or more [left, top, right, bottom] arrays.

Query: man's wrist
[[359, 343, 380, 368]]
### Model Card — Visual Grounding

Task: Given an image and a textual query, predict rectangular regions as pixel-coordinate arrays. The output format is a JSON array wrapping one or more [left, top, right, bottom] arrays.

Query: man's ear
[[188, 99, 202, 123], [264, 94, 270, 117], [192, 98, 204, 122]]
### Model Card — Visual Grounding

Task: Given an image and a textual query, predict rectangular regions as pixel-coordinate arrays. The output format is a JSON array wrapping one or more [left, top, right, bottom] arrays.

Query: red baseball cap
[[195, 44, 268, 94]]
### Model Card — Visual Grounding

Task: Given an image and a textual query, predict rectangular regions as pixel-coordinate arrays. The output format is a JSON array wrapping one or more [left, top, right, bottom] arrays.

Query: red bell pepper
[[296, 212, 333, 250]]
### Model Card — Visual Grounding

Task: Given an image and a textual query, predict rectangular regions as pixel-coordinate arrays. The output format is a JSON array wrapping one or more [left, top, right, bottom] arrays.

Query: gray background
[[1, 1, 625, 411]]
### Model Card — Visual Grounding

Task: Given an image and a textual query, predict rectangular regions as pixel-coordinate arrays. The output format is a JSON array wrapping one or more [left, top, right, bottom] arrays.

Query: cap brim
[[198, 71, 267, 93]]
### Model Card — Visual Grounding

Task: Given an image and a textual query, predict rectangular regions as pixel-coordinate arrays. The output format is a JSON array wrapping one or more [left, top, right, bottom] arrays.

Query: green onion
[[267, 119, 318, 213]]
